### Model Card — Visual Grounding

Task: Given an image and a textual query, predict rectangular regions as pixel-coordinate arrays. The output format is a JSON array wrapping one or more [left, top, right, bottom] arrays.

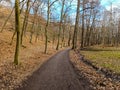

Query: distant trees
[[44, 0, 58, 53], [80, 0, 85, 49], [0, 0, 11, 3], [56, 0, 65, 50], [100, 7, 120, 47], [1, 0, 120, 65], [55, 0, 73, 50], [67, 16, 73, 46], [80, 0, 120, 48], [78, 0, 102, 49], [21, 0, 30, 45], [0, 7, 14, 32], [29, 0, 40, 44]]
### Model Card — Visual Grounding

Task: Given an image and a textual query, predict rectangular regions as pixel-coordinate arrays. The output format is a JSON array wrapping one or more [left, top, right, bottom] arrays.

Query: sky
[[0, 0, 120, 24], [0, 0, 120, 20], [1, 0, 120, 10], [101, 0, 120, 10]]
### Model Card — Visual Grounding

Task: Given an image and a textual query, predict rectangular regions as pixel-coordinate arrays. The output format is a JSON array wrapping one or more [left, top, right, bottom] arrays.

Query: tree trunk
[[80, 0, 85, 49], [0, 7, 14, 32], [21, 0, 30, 45], [14, 0, 21, 65], [68, 28, 71, 46], [44, 0, 50, 54], [72, 0, 80, 49], [56, 0, 65, 50]]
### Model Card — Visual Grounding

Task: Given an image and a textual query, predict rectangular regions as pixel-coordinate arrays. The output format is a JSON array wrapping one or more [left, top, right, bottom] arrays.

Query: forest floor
[[0, 30, 60, 90], [15, 47, 120, 90], [1, 30, 120, 90], [70, 48, 120, 90]]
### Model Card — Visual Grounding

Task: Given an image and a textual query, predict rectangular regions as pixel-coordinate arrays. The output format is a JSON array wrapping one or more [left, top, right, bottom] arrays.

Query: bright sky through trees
[[1, 0, 120, 11], [101, 0, 120, 10]]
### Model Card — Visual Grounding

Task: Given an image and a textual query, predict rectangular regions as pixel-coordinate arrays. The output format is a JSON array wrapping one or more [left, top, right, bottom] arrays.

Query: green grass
[[81, 46, 120, 73]]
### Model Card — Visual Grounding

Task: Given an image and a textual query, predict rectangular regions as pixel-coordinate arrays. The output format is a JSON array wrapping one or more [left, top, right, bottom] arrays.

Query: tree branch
[[49, 0, 59, 8]]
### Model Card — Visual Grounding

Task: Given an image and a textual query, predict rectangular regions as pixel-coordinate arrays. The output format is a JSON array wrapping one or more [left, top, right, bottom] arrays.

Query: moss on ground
[[81, 46, 120, 73]]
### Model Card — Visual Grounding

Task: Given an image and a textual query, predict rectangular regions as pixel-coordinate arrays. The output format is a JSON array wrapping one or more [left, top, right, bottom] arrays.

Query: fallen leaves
[[70, 50, 120, 90], [0, 30, 58, 90]]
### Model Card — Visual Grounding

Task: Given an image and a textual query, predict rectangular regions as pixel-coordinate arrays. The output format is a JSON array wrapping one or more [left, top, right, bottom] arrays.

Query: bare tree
[[14, 0, 21, 65], [56, 0, 65, 50], [72, 0, 80, 49], [44, 0, 58, 53]]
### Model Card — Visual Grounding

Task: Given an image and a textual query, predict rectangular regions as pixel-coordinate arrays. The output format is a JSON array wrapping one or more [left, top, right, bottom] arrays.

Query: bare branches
[[49, 0, 59, 8]]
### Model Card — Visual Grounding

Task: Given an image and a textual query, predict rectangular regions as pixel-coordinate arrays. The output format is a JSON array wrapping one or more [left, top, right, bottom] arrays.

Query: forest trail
[[16, 49, 89, 90]]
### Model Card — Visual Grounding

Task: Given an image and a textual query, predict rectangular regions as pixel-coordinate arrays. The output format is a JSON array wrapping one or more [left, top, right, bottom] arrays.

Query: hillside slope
[[0, 6, 63, 90]]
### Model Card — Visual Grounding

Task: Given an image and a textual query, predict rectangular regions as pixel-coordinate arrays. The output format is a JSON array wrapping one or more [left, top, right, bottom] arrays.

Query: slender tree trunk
[[72, 0, 80, 49], [80, 0, 85, 49], [88, 13, 96, 46], [21, 0, 30, 45], [20, 0, 25, 13], [29, 1, 39, 44], [14, 0, 21, 65], [62, 30, 65, 47], [35, 24, 41, 42], [56, 0, 65, 50], [84, 12, 91, 47], [44, 0, 50, 54], [10, 31, 16, 45], [0, 7, 14, 32], [68, 28, 71, 46], [53, 31, 55, 45], [29, 22, 35, 43]]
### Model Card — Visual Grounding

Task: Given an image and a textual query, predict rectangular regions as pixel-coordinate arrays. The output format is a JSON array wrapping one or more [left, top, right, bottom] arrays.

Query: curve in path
[[16, 49, 88, 90]]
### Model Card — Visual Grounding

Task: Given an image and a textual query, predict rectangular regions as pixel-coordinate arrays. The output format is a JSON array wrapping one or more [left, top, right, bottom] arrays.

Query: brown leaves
[[70, 50, 120, 90], [0, 30, 58, 90]]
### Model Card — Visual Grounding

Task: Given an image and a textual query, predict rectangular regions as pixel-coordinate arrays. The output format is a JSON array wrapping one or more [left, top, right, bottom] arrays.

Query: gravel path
[[16, 49, 89, 90]]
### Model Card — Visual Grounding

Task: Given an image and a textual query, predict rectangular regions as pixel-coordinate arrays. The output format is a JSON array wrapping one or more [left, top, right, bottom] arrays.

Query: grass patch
[[81, 46, 120, 73]]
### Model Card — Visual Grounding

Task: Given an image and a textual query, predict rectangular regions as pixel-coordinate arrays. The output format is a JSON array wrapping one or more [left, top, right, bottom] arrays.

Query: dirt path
[[16, 49, 89, 90]]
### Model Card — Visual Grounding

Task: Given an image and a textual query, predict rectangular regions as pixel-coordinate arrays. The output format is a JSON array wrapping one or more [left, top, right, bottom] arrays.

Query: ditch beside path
[[16, 49, 90, 90]]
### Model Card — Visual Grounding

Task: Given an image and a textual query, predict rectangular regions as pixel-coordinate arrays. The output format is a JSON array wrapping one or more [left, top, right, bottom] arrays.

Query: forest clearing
[[81, 46, 120, 73], [0, 0, 120, 90]]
